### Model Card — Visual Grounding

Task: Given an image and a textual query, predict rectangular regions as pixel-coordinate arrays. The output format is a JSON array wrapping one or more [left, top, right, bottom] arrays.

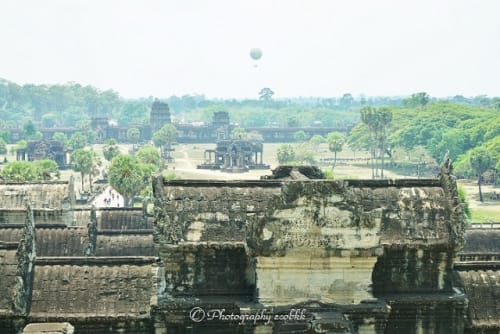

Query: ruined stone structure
[[151, 166, 473, 333], [197, 111, 269, 172], [1, 167, 499, 333], [9, 103, 350, 145], [454, 228, 500, 333], [197, 139, 270, 172], [16, 140, 69, 168], [0, 182, 158, 333], [150, 99, 172, 134], [0, 181, 75, 225]]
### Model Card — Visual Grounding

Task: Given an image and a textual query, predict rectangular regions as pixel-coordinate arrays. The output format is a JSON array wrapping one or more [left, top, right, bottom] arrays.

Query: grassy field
[[470, 207, 500, 223]]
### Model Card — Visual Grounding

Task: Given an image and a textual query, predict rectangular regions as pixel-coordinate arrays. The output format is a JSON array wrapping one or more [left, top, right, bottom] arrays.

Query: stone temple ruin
[[16, 140, 69, 168], [197, 111, 270, 172], [0, 165, 500, 333]]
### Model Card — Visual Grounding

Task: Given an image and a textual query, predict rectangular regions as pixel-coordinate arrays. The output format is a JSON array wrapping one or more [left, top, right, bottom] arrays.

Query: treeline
[[348, 101, 500, 180], [1, 78, 499, 183], [2, 78, 500, 132]]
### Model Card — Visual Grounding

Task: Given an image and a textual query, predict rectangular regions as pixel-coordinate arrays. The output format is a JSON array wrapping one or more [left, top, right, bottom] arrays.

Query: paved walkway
[[91, 185, 124, 208]]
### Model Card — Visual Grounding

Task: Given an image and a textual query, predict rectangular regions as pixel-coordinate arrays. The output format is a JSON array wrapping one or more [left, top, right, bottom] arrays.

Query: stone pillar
[[85, 206, 97, 256], [13, 201, 36, 316]]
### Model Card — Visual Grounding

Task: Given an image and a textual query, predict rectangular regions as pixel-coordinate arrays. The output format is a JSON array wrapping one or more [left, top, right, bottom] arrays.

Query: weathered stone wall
[[162, 243, 254, 297], [0, 245, 18, 313], [154, 178, 463, 306], [153, 180, 277, 299], [0, 182, 74, 226]]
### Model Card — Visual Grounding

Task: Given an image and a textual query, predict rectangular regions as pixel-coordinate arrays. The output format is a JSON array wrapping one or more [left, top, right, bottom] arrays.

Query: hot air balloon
[[249, 48, 262, 61]]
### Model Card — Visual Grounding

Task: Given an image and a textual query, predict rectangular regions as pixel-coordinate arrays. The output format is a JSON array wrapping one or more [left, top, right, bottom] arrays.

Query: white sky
[[0, 0, 499, 99]]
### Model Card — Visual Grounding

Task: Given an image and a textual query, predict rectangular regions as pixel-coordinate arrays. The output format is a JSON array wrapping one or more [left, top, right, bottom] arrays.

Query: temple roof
[[96, 233, 157, 256], [98, 208, 150, 230], [0, 226, 88, 257], [0, 182, 71, 210], [31, 257, 158, 320], [458, 270, 500, 329], [461, 229, 500, 254]]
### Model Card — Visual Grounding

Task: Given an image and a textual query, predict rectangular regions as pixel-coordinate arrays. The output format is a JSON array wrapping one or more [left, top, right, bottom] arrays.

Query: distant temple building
[[197, 112, 269, 172], [16, 140, 69, 168], [8, 100, 352, 144], [198, 139, 269, 172], [149, 99, 171, 134]]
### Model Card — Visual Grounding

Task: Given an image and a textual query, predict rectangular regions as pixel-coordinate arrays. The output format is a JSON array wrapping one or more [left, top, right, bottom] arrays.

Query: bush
[[0, 138, 6, 154], [457, 184, 471, 219]]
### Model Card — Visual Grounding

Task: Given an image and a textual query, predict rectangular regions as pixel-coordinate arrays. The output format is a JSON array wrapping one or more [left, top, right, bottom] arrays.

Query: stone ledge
[[98, 229, 154, 235], [0, 241, 19, 249], [35, 256, 159, 265], [163, 179, 284, 187], [161, 241, 247, 250], [344, 178, 441, 187], [29, 314, 152, 322], [454, 261, 500, 271]]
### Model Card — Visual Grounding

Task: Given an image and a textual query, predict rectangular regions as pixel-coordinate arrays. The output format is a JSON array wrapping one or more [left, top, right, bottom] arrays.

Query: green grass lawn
[[470, 207, 500, 223]]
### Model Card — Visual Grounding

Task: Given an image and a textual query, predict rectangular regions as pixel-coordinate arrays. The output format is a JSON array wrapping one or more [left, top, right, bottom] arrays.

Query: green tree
[[1, 161, 38, 181], [86, 129, 97, 145], [327, 132, 345, 169], [373, 107, 392, 179], [259, 87, 274, 101], [294, 143, 316, 165], [68, 132, 88, 150], [152, 124, 177, 159], [404, 92, 430, 108], [102, 139, 121, 162], [52, 132, 69, 149], [41, 112, 58, 128], [127, 127, 140, 147], [33, 159, 59, 180], [136, 145, 162, 170], [469, 147, 495, 202], [293, 130, 308, 142], [277, 144, 295, 165], [231, 127, 247, 140], [70, 148, 102, 192], [360, 106, 392, 179], [0, 138, 6, 154], [309, 135, 325, 148], [457, 184, 471, 219], [23, 120, 38, 140], [340, 93, 354, 109], [0, 130, 10, 144], [286, 115, 299, 127], [108, 154, 147, 207], [361, 106, 378, 178]]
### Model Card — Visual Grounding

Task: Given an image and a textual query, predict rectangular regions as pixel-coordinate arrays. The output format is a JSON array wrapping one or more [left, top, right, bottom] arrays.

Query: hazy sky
[[1, 0, 499, 99]]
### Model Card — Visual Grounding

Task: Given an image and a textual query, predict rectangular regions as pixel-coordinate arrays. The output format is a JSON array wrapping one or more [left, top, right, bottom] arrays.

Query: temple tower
[[150, 99, 171, 134]]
